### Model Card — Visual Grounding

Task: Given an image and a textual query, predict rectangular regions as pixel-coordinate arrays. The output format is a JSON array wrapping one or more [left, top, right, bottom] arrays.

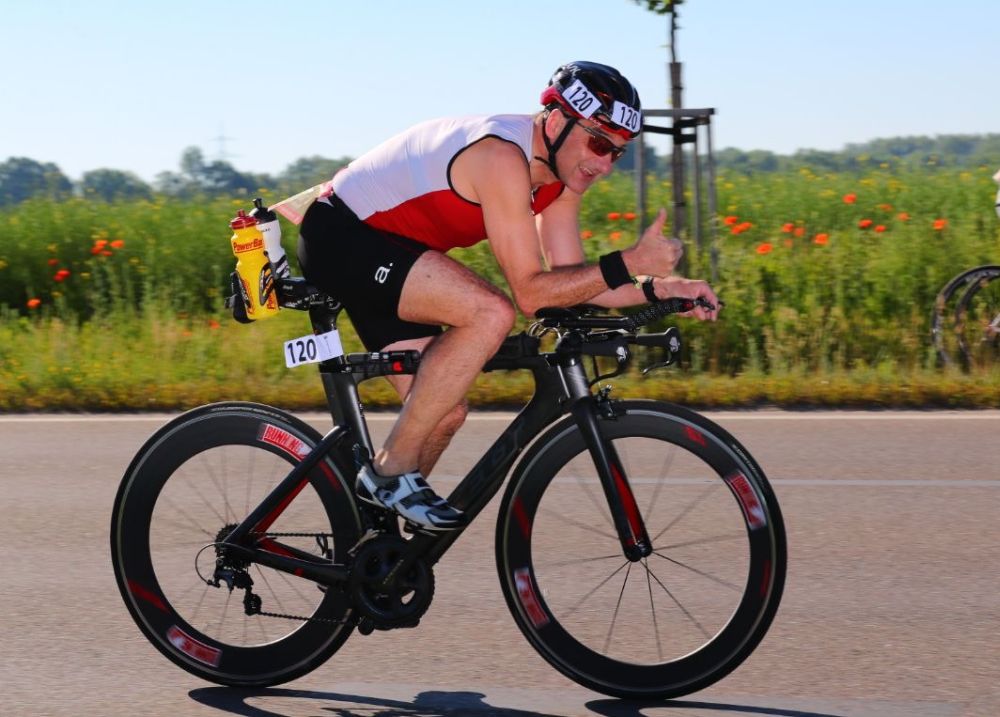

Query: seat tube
[[562, 362, 652, 562]]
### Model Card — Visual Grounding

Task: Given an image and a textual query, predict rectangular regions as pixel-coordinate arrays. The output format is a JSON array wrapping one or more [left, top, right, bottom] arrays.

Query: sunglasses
[[578, 122, 627, 162]]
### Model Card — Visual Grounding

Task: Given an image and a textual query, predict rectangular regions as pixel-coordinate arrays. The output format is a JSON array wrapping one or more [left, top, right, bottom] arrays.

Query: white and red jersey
[[331, 114, 564, 252]]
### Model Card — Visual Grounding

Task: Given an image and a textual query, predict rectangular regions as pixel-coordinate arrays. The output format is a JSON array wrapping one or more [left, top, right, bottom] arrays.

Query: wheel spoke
[[559, 560, 630, 621], [652, 551, 743, 592], [538, 507, 618, 541], [644, 558, 664, 661], [643, 561, 711, 640], [656, 531, 747, 552], [649, 482, 720, 545], [602, 562, 632, 655]]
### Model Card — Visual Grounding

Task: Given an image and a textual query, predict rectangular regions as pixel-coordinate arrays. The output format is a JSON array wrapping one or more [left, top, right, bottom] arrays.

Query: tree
[[0, 157, 73, 206], [632, 0, 681, 14], [276, 155, 351, 195], [80, 169, 152, 201]]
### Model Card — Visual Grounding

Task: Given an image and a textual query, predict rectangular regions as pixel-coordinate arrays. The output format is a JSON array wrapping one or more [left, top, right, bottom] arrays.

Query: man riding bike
[[297, 60, 720, 532]]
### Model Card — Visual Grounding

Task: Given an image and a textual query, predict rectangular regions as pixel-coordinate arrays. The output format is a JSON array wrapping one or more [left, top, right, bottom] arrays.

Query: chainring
[[348, 534, 434, 630]]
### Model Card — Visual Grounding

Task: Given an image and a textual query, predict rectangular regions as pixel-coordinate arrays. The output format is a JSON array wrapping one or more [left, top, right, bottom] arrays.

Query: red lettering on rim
[[166, 625, 222, 667], [128, 579, 169, 613], [259, 423, 308, 460], [514, 568, 549, 628], [684, 425, 707, 447], [724, 472, 767, 530]]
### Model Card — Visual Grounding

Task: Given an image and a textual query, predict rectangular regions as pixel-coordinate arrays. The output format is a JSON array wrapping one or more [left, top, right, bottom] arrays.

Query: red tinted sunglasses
[[578, 122, 627, 162]]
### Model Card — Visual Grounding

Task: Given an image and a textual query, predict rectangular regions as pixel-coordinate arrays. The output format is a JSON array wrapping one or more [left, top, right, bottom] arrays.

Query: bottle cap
[[250, 197, 278, 223], [230, 209, 258, 230]]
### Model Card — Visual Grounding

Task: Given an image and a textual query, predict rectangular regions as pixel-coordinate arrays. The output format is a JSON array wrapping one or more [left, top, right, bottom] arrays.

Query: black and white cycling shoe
[[355, 464, 465, 531]]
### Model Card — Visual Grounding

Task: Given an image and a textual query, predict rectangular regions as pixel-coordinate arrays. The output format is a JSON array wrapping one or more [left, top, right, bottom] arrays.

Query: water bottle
[[230, 209, 279, 320], [250, 197, 289, 278]]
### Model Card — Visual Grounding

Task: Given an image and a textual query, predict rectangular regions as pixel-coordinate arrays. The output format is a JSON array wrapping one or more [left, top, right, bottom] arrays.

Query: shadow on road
[[190, 687, 846, 717]]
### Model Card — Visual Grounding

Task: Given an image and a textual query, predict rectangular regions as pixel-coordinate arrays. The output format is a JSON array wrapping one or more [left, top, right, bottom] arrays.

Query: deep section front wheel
[[496, 401, 786, 699], [110, 402, 362, 686], [955, 266, 1000, 370]]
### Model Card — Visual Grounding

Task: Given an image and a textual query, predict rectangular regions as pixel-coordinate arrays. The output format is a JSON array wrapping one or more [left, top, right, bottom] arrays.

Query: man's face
[[557, 117, 628, 193]]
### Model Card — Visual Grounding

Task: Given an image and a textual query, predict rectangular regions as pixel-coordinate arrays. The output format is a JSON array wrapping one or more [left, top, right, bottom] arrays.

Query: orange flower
[[207, 319, 221, 330], [100, 250, 113, 257], [110, 239, 125, 249], [874, 225, 887, 233], [609, 231, 623, 242], [781, 222, 794, 233], [858, 219, 873, 229], [843, 193, 857, 204], [580, 229, 593, 240], [877, 203, 893, 211], [814, 233, 829, 245], [723, 215, 739, 226], [53, 269, 71, 282], [90, 246, 103, 255], [607, 212, 621, 220], [933, 218, 947, 230], [93, 239, 108, 250], [794, 226, 805, 238], [783, 239, 794, 249], [47, 258, 59, 266], [623, 212, 636, 221], [756, 242, 773, 255], [897, 212, 910, 221], [27, 298, 41, 309]]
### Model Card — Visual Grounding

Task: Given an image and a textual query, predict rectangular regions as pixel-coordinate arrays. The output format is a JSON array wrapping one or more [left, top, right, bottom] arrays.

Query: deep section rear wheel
[[110, 402, 362, 686], [496, 401, 786, 699], [955, 267, 1000, 370]]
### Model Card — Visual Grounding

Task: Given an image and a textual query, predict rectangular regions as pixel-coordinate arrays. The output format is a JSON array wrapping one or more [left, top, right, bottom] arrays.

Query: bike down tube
[[411, 359, 568, 567], [564, 360, 653, 562]]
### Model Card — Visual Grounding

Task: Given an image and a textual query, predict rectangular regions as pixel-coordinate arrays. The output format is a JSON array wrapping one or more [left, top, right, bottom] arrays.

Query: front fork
[[570, 388, 652, 562]]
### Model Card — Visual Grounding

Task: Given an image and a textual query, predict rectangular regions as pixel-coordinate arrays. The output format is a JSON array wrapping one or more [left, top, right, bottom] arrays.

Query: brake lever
[[638, 327, 683, 375]]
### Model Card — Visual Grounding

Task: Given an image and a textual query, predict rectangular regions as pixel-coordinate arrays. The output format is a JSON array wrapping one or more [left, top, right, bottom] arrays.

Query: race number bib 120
[[560, 80, 600, 119], [283, 328, 344, 368]]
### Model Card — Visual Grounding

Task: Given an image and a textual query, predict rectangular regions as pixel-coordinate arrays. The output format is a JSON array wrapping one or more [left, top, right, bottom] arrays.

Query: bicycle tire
[[495, 400, 786, 699], [955, 267, 1000, 371], [932, 265, 1000, 366], [110, 402, 362, 686]]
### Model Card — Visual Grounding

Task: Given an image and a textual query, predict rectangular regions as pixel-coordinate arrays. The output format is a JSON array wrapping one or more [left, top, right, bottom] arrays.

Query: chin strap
[[534, 109, 576, 182]]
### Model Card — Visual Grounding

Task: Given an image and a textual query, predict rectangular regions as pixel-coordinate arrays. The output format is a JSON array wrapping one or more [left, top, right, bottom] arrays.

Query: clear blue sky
[[3, 1, 997, 182]]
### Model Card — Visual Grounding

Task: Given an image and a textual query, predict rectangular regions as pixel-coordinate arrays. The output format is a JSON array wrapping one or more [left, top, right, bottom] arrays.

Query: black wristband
[[641, 276, 658, 303], [599, 251, 631, 289]]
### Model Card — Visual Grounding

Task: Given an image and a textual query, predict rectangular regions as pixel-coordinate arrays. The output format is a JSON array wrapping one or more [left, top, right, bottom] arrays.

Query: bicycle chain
[[244, 531, 351, 625]]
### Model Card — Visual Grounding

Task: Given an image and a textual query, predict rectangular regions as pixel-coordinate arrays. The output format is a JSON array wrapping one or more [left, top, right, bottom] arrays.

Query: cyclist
[[298, 61, 720, 531]]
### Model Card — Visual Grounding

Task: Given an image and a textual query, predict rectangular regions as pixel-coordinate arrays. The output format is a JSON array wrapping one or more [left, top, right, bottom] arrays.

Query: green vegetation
[[2, 157, 999, 411]]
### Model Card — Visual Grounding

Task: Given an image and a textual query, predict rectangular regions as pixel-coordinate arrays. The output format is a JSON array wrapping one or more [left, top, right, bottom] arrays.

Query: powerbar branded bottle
[[230, 209, 279, 319], [250, 197, 290, 278]]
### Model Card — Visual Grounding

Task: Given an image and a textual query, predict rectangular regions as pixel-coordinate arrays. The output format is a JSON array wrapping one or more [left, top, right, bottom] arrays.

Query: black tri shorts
[[297, 195, 443, 351]]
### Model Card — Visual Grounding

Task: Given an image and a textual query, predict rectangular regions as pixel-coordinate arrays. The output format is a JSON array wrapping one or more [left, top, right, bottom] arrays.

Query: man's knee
[[477, 292, 516, 338]]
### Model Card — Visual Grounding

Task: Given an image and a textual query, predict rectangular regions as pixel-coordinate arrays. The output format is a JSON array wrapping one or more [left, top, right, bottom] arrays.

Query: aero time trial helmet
[[540, 61, 642, 140]]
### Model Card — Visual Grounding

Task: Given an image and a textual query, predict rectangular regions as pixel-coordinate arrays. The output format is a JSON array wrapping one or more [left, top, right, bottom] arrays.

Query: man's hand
[[650, 276, 721, 321], [624, 208, 683, 278]]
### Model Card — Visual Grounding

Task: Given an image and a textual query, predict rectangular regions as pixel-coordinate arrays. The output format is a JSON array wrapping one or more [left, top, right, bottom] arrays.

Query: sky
[[3, 1, 998, 182]]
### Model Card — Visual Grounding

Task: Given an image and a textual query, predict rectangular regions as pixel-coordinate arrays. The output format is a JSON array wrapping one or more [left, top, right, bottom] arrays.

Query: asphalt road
[[2, 410, 999, 717]]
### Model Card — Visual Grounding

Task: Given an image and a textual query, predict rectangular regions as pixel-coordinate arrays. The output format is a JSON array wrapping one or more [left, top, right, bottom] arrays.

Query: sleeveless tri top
[[331, 114, 564, 251]]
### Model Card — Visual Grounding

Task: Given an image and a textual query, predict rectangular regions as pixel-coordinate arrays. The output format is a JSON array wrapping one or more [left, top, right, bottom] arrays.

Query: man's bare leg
[[373, 251, 514, 477]]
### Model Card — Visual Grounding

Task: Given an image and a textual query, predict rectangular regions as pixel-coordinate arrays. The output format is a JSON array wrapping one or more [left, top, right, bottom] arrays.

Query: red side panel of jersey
[[365, 189, 486, 251]]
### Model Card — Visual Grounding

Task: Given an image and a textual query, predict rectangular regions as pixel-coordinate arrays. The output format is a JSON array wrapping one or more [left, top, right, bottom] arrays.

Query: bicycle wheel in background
[[496, 401, 786, 699], [933, 265, 1000, 366], [111, 402, 362, 686], [955, 267, 1000, 371]]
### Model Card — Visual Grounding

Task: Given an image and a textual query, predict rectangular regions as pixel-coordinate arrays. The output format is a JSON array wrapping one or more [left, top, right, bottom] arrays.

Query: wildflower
[[877, 203, 893, 211], [93, 239, 108, 250], [874, 225, 887, 233], [47, 258, 59, 266], [756, 242, 773, 255], [580, 230, 593, 240], [814, 233, 829, 245], [100, 250, 113, 257], [843, 193, 857, 204], [794, 226, 805, 238], [27, 298, 41, 309], [609, 231, 623, 242], [623, 212, 636, 221], [783, 239, 794, 249], [723, 215, 739, 225], [110, 239, 125, 249], [858, 219, 873, 229], [781, 223, 794, 233], [607, 212, 621, 221], [53, 269, 71, 282], [933, 218, 947, 230], [207, 319, 221, 330], [897, 212, 910, 221]]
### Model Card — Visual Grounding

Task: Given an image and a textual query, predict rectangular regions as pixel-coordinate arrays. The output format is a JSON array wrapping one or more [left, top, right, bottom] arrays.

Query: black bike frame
[[221, 307, 652, 587]]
